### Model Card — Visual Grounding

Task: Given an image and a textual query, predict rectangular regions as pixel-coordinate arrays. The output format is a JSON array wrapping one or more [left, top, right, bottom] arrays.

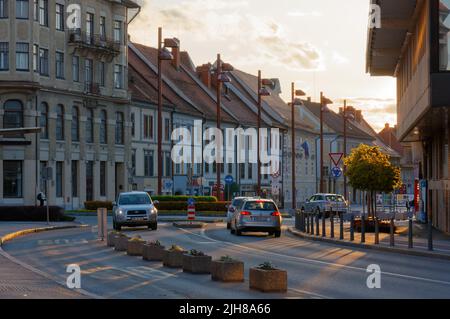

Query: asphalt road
[[2, 220, 450, 299]]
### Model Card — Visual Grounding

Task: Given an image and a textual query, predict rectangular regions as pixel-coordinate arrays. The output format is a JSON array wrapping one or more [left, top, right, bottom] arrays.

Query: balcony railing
[[85, 82, 101, 95], [69, 29, 121, 56]]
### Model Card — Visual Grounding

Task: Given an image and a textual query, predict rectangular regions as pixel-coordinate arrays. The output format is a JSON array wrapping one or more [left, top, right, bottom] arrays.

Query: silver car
[[302, 193, 348, 217], [112, 192, 158, 231], [230, 199, 282, 237], [226, 197, 253, 229]]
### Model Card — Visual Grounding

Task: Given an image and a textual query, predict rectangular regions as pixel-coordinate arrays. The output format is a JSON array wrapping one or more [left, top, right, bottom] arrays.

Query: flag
[[301, 141, 310, 159]]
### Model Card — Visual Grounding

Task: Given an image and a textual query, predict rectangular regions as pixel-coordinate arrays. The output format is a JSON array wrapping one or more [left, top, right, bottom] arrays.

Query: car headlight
[[116, 208, 124, 215]]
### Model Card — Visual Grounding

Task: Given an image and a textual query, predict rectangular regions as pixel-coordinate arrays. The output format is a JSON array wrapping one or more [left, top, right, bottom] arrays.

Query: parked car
[[112, 192, 159, 231], [230, 198, 282, 237], [226, 197, 254, 229], [301, 193, 348, 217]]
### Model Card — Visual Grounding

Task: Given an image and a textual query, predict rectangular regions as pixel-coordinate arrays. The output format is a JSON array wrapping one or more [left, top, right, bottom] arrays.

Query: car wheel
[[149, 222, 157, 231], [116, 224, 122, 231], [236, 229, 242, 236], [230, 226, 235, 234], [316, 208, 321, 218], [274, 230, 281, 238], [227, 222, 231, 230]]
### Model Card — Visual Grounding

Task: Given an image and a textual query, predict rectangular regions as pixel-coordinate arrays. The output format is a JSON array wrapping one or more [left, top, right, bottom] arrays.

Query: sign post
[[187, 198, 196, 223], [225, 175, 234, 201]]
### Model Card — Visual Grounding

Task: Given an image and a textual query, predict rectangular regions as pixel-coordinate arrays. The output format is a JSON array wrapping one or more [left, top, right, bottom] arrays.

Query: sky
[[128, 0, 397, 132]]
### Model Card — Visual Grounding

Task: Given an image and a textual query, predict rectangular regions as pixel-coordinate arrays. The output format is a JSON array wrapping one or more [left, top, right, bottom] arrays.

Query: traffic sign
[[329, 153, 344, 166], [187, 197, 195, 206], [331, 166, 343, 178], [225, 175, 234, 185]]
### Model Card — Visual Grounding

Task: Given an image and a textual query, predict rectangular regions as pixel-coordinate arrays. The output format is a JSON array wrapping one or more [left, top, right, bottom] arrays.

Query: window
[[38, 0, 47, 26], [164, 152, 171, 177], [39, 102, 48, 139], [33, 0, 37, 20], [40, 161, 47, 192], [32, 44, 38, 72], [71, 106, 79, 142], [205, 162, 210, 174], [15, 43, 29, 71], [3, 161, 22, 198], [113, 20, 122, 43], [55, 51, 64, 79], [55, 104, 64, 140], [131, 113, 135, 137], [86, 108, 94, 143], [99, 61, 105, 86], [143, 114, 153, 139], [115, 112, 124, 144], [56, 161, 63, 198], [248, 163, 253, 180], [99, 110, 107, 144], [164, 118, 170, 141], [114, 64, 123, 89], [16, 0, 28, 19], [144, 150, 154, 177], [131, 149, 136, 175], [55, 3, 64, 30], [0, 0, 8, 18], [72, 56, 79, 82], [3, 100, 23, 129], [85, 58, 93, 86], [86, 161, 94, 201], [71, 161, 78, 197], [100, 161, 106, 197], [86, 13, 94, 44], [39, 48, 48, 76], [239, 163, 245, 179], [100, 16, 106, 40], [0, 42, 8, 70]]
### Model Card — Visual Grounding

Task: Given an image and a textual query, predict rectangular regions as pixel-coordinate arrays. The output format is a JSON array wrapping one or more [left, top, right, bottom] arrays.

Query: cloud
[[287, 11, 323, 17]]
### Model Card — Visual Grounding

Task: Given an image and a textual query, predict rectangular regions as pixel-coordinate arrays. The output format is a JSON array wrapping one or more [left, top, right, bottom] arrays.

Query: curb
[[288, 227, 450, 261], [0, 224, 102, 299]]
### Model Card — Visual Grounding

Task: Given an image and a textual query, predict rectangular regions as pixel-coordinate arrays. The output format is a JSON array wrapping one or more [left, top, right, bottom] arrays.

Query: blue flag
[[301, 141, 310, 159]]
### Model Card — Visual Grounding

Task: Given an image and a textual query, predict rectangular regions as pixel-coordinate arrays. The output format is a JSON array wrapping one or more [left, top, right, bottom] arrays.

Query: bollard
[[315, 214, 320, 236], [322, 211, 326, 237], [408, 217, 413, 249], [428, 217, 433, 251], [306, 213, 310, 234], [361, 214, 366, 243], [330, 212, 335, 239], [390, 218, 395, 247], [374, 217, 379, 245], [350, 215, 355, 241], [310, 213, 314, 234], [340, 213, 344, 240]]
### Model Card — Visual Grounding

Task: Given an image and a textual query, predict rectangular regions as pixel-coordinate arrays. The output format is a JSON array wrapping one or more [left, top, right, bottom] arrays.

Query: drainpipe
[[35, 94, 39, 207]]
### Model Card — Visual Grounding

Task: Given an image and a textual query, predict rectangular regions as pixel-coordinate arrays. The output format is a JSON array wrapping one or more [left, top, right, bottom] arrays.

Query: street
[[2, 219, 450, 299]]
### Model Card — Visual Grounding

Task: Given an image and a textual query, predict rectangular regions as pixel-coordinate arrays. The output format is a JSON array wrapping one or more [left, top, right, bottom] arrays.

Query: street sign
[[225, 175, 234, 185], [329, 153, 344, 167], [331, 166, 343, 178], [163, 179, 173, 191], [187, 197, 195, 206]]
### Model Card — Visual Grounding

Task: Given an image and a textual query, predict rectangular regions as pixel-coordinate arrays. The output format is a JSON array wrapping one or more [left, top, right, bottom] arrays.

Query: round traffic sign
[[331, 166, 343, 178], [225, 175, 234, 185]]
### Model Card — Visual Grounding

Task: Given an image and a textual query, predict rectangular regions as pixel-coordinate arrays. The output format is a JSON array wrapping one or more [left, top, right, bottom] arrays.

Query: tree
[[344, 144, 401, 219]]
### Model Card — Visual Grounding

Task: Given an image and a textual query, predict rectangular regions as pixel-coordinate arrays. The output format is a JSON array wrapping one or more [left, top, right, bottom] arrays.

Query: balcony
[[109, 0, 142, 8], [68, 29, 121, 61], [85, 82, 101, 95]]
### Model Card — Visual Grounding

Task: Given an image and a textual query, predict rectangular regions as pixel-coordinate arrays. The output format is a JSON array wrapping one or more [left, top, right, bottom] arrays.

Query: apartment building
[[367, 0, 449, 232], [0, 0, 141, 208]]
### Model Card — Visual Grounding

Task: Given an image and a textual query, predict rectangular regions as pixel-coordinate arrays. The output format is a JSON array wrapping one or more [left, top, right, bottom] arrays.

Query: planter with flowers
[[127, 236, 145, 256], [182, 249, 212, 274], [143, 240, 166, 261], [107, 231, 120, 247], [249, 262, 287, 293], [211, 256, 244, 282], [114, 233, 129, 252], [163, 245, 187, 268]]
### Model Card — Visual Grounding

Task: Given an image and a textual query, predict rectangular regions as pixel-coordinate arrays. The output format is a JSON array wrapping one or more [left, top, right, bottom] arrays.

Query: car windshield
[[232, 199, 244, 208], [244, 201, 277, 211], [119, 194, 151, 205]]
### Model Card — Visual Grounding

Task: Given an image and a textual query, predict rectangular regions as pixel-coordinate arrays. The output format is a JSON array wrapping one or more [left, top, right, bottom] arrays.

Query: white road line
[[180, 227, 450, 287]]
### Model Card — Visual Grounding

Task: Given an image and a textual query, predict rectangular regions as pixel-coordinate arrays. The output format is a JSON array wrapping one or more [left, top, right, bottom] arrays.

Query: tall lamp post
[[157, 27, 179, 195], [214, 54, 233, 200], [342, 99, 355, 200], [257, 71, 273, 196], [320, 92, 333, 193], [291, 83, 306, 209]]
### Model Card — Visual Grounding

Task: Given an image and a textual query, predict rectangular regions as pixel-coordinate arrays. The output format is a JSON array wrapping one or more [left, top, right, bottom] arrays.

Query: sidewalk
[[0, 221, 86, 299], [289, 219, 450, 260]]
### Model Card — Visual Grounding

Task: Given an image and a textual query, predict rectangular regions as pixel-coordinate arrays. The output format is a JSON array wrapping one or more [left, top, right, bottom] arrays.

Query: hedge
[[0, 206, 73, 222], [84, 201, 113, 211], [151, 195, 218, 203], [155, 201, 229, 212]]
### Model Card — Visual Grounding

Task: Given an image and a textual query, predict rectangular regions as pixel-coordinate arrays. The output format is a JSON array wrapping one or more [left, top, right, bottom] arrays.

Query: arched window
[[55, 104, 64, 140], [3, 100, 23, 129], [99, 110, 107, 144], [86, 108, 94, 143], [115, 112, 124, 145], [71, 106, 79, 142], [39, 102, 48, 139]]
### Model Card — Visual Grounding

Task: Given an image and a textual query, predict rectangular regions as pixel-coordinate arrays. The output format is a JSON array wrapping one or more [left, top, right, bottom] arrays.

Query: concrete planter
[[249, 268, 287, 293], [183, 254, 212, 274], [127, 240, 145, 256], [114, 235, 129, 252], [163, 250, 187, 268], [211, 260, 244, 282], [143, 244, 166, 261], [107, 232, 118, 247]]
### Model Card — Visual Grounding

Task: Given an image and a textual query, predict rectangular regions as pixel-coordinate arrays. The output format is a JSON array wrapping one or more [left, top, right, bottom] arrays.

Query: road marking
[[288, 288, 330, 299], [181, 227, 450, 287], [38, 239, 89, 245]]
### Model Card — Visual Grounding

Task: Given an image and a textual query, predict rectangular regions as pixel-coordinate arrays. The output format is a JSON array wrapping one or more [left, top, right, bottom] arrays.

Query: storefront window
[[3, 161, 23, 198]]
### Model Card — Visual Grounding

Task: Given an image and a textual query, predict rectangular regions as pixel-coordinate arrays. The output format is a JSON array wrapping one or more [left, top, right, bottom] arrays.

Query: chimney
[[339, 107, 343, 114], [385, 123, 390, 130], [355, 110, 363, 122], [196, 63, 212, 89], [307, 97, 311, 102], [171, 42, 180, 70]]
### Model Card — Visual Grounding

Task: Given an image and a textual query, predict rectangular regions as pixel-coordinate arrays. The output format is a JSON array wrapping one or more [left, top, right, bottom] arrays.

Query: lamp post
[[214, 54, 233, 200], [257, 71, 273, 196], [342, 100, 355, 200], [157, 27, 179, 195], [320, 92, 333, 193], [291, 83, 306, 209]]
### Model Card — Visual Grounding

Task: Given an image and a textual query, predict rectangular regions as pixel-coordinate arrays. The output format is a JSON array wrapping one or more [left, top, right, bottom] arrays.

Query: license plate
[[252, 216, 269, 222], [132, 217, 145, 221]]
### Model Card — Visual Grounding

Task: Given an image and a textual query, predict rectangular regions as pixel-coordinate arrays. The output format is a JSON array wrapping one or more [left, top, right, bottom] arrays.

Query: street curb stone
[[288, 227, 450, 261]]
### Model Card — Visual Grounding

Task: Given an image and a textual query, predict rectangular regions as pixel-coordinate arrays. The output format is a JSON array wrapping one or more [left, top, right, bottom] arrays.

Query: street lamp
[[342, 99, 355, 200], [214, 54, 234, 200], [257, 71, 274, 196], [320, 92, 333, 193], [290, 83, 306, 209], [157, 27, 179, 195]]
